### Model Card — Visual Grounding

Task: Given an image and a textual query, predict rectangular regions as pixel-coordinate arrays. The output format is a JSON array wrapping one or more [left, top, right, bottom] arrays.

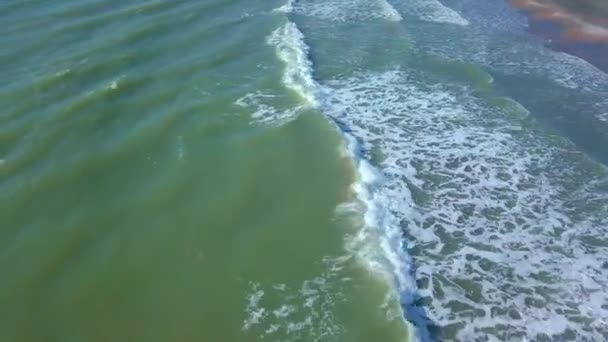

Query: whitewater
[[254, 0, 608, 340]]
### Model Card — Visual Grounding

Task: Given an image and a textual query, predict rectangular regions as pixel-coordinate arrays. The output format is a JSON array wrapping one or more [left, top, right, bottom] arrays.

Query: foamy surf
[[249, 0, 608, 340], [335, 132, 426, 339], [292, 0, 402, 22], [264, 15, 424, 340], [274, 0, 295, 13], [396, 0, 469, 26], [378, 0, 403, 22], [267, 22, 319, 108], [321, 69, 608, 340], [235, 92, 302, 126]]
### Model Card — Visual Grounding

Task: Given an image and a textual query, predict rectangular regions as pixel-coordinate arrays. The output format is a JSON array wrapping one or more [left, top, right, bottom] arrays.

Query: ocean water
[[1, 0, 608, 341]]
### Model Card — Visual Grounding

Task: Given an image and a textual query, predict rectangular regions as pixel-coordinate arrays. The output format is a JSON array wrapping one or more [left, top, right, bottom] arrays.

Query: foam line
[[266, 18, 427, 340]]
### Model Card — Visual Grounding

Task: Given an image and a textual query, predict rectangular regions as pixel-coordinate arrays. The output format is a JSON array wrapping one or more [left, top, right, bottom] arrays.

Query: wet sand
[[510, 0, 608, 72]]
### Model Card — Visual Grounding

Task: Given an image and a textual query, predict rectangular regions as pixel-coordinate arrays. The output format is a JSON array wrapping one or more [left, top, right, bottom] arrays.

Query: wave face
[[264, 15, 423, 340], [267, 22, 319, 107], [392, 0, 469, 25]]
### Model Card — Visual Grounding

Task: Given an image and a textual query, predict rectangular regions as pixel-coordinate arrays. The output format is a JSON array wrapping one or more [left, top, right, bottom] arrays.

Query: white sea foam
[[235, 91, 301, 126], [260, 18, 424, 339], [339, 133, 417, 294], [260, 1, 608, 340], [395, 0, 468, 26], [293, 0, 402, 22], [242, 257, 349, 340], [267, 22, 319, 107], [274, 0, 295, 13], [378, 0, 403, 22], [273, 305, 295, 318], [234, 22, 317, 126], [321, 69, 608, 340], [335, 132, 424, 338], [243, 284, 266, 330]]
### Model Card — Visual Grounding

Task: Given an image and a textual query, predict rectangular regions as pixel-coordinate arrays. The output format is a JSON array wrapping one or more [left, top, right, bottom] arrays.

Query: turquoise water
[[2, 0, 608, 341]]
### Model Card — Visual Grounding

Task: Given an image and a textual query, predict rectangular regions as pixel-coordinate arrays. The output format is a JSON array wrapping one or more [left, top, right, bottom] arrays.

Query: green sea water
[[3, 0, 608, 341], [1, 1, 411, 341]]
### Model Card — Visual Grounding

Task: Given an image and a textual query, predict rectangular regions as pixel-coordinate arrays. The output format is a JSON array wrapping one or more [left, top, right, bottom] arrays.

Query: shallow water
[[2, 0, 608, 341]]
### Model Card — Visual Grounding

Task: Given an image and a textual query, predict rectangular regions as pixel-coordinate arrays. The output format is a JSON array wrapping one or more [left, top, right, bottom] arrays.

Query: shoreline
[[510, 0, 608, 72]]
